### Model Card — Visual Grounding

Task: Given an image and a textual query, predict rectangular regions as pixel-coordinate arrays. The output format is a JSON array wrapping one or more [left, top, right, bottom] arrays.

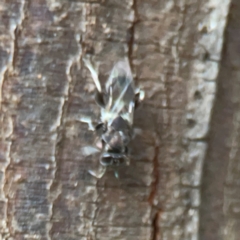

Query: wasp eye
[[100, 156, 112, 166]]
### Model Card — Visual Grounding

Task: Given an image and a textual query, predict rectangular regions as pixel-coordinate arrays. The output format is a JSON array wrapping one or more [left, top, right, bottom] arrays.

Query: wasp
[[80, 58, 144, 178]]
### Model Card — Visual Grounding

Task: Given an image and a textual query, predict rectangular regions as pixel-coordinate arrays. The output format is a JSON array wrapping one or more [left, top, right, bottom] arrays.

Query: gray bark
[[0, 0, 235, 239]]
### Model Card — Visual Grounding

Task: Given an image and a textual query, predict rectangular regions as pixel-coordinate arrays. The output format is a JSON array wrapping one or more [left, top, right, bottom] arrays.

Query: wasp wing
[[83, 58, 102, 93], [103, 59, 135, 125]]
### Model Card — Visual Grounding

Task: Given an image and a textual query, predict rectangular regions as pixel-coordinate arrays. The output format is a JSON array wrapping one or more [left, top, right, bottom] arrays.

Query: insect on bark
[[81, 58, 144, 178]]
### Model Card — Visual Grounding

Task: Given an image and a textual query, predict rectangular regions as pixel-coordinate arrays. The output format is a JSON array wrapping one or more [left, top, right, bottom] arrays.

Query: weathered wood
[[0, 0, 233, 239], [199, 0, 240, 239]]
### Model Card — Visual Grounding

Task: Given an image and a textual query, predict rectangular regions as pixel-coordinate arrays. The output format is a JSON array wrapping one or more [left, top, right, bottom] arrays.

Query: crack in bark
[[151, 211, 160, 240], [47, 33, 82, 240], [89, 165, 100, 238], [148, 143, 160, 206], [8, 0, 27, 73], [148, 137, 160, 240], [127, 0, 138, 71], [0, 0, 26, 110], [127, 0, 163, 237], [1, 0, 26, 238], [46, 98, 64, 240], [2, 140, 13, 239]]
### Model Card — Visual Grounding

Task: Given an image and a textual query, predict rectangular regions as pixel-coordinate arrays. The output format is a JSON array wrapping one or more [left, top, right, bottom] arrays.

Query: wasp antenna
[[88, 167, 106, 179], [83, 58, 102, 93]]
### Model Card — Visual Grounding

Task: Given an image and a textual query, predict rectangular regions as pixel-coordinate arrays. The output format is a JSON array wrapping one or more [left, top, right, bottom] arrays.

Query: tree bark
[[0, 0, 235, 240]]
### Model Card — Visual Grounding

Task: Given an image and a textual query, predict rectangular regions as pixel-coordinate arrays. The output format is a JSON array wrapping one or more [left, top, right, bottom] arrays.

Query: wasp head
[[99, 125, 131, 167], [100, 151, 129, 167]]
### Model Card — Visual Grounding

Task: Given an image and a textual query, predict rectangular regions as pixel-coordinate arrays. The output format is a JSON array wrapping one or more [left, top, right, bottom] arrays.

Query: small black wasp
[[81, 58, 144, 178]]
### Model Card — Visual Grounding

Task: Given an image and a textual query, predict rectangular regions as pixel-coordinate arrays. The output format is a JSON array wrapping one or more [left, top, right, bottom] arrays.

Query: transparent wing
[[106, 59, 133, 90], [105, 59, 135, 120]]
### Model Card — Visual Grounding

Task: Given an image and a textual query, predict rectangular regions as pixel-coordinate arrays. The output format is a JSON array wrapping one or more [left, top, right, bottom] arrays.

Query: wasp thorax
[[102, 129, 125, 152]]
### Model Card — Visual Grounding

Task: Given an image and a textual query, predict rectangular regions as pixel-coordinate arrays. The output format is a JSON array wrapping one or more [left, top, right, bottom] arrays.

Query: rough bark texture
[[0, 0, 235, 240], [200, 0, 240, 239]]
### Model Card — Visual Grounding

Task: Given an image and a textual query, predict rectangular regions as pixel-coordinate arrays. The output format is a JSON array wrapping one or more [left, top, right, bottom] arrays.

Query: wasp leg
[[95, 122, 107, 135], [114, 170, 119, 179], [93, 137, 104, 150], [81, 145, 100, 156], [79, 116, 96, 131], [132, 127, 142, 139], [125, 156, 130, 166], [94, 90, 106, 108], [134, 89, 145, 109], [88, 166, 106, 178]]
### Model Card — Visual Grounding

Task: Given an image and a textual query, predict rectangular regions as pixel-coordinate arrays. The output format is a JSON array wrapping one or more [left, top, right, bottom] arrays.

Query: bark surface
[[0, 0, 235, 240]]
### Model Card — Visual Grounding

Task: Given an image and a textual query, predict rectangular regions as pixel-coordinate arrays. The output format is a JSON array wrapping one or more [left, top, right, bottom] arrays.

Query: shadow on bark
[[200, 1, 240, 239]]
